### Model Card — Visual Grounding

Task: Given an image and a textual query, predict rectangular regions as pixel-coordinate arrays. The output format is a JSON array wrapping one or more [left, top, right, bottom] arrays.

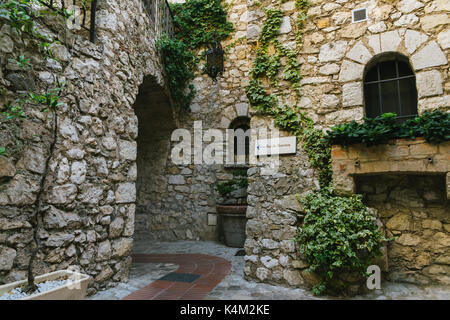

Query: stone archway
[[133, 75, 178, 242]]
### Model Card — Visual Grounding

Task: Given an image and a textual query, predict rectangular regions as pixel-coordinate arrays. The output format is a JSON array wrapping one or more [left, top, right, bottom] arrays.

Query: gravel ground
[[0, 280, 68, 300]]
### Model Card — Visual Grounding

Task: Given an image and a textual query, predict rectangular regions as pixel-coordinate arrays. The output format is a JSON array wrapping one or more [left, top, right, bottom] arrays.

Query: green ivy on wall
[[156, 0, 234, 109], [245, 1, 389, 296], [245, 5, 331, 188]]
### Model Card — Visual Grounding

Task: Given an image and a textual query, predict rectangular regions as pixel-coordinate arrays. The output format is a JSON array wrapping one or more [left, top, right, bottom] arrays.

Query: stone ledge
[[331, 138, 450, 198]]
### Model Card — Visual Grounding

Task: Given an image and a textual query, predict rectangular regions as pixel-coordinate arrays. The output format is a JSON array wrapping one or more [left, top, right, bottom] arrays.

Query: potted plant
[[216, 168, 248, 248]]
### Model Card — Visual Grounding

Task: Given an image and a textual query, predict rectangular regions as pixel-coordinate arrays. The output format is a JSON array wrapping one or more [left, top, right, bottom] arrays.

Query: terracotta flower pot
[[216, 205, 247, 248]]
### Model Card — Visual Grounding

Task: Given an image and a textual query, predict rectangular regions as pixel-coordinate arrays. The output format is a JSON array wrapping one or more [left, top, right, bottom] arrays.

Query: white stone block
[[405, 29, 429, 54], [412, 41, 447, 70], [418, 95, 450, 113], [437, 29, 450, 50], [236, 103, 249, 116], [279, 16, 292, 34], [394, 14, 419, 27], [319, 63, 340, 75], [368, 21, 387, 34], [318, 41, 348, 62], [380, 30, 402, 52], [416, 70, 443, 98], [397, 0, 424, 13], [346, 41, 373, 64], [343, 82, 363, 107], [325, 107, 364, 123], [339, 60, 364, 82], [368, 34, 381, 54]]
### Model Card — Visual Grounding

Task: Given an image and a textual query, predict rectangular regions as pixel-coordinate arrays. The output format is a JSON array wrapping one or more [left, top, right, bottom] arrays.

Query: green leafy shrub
[[217, 169, 248, 197], [295, 188, 388, 295], [217, 178, 248, 196], [326, 110, 450, 147], [401, 110, 450, 144]]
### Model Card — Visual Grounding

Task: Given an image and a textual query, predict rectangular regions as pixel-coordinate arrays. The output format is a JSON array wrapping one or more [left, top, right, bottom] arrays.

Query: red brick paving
[[122, 254, 232, 300]]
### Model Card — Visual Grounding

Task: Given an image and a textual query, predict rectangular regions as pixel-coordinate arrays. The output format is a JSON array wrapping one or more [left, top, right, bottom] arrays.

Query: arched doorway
[[134, 75, 177, 242]]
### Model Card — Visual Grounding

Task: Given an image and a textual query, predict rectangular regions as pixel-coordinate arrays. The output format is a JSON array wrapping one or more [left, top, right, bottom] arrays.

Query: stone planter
[[216, 205, 247, 248], [0, 270, 89, 300], [331, 138, 450, 197]]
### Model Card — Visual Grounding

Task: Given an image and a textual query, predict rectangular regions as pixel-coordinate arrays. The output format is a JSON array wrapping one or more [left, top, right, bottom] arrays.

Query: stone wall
[[0, 0, 171, 293], [244, 116, 319, 288], [133, 0, 252, 243], [243, 0, 449, 289], [356, 174, 450, 285], [331, 138, 450, 196], [331, 138, 449, 285], [0, 0, 256, 293], [0, 0, 449, 295]]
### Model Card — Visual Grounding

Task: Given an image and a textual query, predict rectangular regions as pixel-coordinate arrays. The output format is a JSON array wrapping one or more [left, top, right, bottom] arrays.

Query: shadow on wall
[[134, 75, 178, 241]]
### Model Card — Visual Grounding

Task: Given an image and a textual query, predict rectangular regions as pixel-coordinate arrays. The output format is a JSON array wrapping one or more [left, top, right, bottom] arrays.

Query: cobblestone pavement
[[89, 240, 450, 300]]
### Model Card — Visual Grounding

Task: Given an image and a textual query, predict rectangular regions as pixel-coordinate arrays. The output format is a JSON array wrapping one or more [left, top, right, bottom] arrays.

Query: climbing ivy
[[156, 35, 198, 109], [156, 0, 234, 108], [245, 1, 390, 296], [245, 4, 331, 188], [170, 0, 234, 50], [259, 8, 283, 45], [295, 0, 309, 45]]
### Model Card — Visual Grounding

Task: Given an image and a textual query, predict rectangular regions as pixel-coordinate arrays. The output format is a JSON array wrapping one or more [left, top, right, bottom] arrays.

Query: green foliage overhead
[[156, 0, 234, 109], [170, 0, 234, 50], [326, 110, 450, 147], [0, 0, 36, 35], [295, 188, 389, 295], [156, 35, 198, 109]]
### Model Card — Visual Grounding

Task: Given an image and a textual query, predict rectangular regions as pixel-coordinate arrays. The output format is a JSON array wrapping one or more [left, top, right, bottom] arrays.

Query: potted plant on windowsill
[[326, 111, 450, 196], [216, 168, 248, 248]]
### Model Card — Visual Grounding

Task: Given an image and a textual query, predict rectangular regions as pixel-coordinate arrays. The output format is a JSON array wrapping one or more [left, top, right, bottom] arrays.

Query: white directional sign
[[255, 136, 297, 155]]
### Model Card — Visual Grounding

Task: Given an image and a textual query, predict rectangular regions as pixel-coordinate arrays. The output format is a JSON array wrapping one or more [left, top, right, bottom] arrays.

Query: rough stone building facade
[[0, 0, 449, 294]]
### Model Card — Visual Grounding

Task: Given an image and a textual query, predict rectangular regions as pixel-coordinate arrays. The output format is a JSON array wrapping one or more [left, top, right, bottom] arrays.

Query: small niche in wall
[[352, 8, 368, 23], [355, 173, 447, 208]]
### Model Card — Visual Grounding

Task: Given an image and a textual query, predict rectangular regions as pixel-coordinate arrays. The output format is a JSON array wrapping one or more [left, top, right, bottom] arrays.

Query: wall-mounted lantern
[[205, 35, 224, 81]]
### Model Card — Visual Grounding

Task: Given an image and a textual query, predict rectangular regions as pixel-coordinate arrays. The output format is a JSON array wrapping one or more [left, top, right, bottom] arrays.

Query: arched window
[[230, 117, 250, 163], [364, 54, 418, 120]]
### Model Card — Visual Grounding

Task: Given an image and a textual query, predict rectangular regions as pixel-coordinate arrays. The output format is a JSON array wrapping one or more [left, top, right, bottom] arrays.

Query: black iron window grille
[[364, 57, 418, 121], [141, 0, 174, 39], [35, 0, 98, 43]]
